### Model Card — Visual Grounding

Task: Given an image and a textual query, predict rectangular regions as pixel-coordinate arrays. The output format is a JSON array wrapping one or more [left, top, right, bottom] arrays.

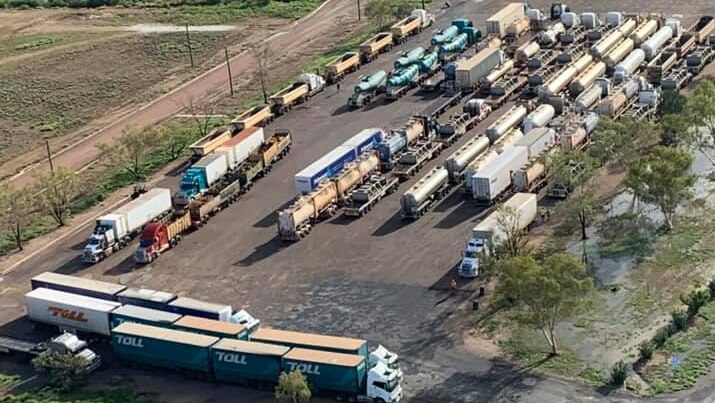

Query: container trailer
[[458, 193, 537, 277], [359, 32, 393, 63], [522, 104, 555, 133], [211, 339, 291, 384], [134, 212, 191, 263], [325, 52, 360, 84], [294, 145, 357, 195], [486, 104, 528, 143], [455, 47, 503, 89], [31, 272, 126, 301], [216, 127, 266, 171], [232, 105, 273, 131], [462, 150, 500, 195], [400, 166, 450, 219], [110, 304, 182, 329], [116, 287, 177, 311], [485, 3, 525, 38], [390, 9, 433, 43], [251, 328, 368, 358], [342, 128, 385, 156], [470, 146, 528, 204], [173, 316, 248, 340], [342, 175, 400, 218], [513, 160, 547, 192], [26, 288, 121, 336], [393, 141, 442, 180], [189, 127, 232, 160], [82, 188, 172, 263], [349, 70, 387, 108], [514, 127, 556, 158], [270, 73, 325, 115], [167, 297, 233, 322]]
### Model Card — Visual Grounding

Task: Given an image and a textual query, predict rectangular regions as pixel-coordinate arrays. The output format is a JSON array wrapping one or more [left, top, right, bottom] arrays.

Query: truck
[[349, 70, 387, 108], [376, 116, 429, 170], [443, 135, 490, 183], [400, 166, 450, 219], [232, 105, 273, 131], [455, 47, 503, 90], [0, 332, 101, 373], [82, 188, 172, 263], [359, 32, 393, 63], [270, 73, 325, 115], [646, 49, 678, 84], [486, 3, 526, 38], [435, 99, 492, 146], [390, 9, 433, 44], [458, 192, 537, 277], [325, 52, 360, 84], [513, 160, 548, 193], [31, 271, 127, 301], [134, 212, 191, 264], [238, 130, 292, 190], [470, 146, 529, 204], [385, 64, 420, 100], [295, 145, 358, 195], [189, 127, 232, 161], [486, 104, 528, 143], [167, 296, 233, 321], [393, 141, 442, 180], [343, 175, 400, 217]]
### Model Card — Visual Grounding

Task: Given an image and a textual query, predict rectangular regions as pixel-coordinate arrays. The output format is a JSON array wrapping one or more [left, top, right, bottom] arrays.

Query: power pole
[[45, 140, 54, 173], [185, 24, 194, 68], [421, 0, 425, 10], [225, 48, 234, 96], [357, 0, 361, 20]]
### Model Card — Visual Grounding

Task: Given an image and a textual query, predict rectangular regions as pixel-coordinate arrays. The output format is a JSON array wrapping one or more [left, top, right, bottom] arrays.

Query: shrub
[[653, 325, 674, 347], [671, 309, 688, 331], [709, 279, 715, 300], [610, 360, 628, 386], [681, 289, 710, 317], [639, 340, 655, 360]]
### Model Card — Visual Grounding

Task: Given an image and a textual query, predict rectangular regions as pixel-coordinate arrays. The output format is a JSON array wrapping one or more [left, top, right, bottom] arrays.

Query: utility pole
[[225, 48, 234, 96], [421, 0, 425, 10], [185, 24, 194, 67], [45, 140, 54, 173], [357, 0, 361, 20]]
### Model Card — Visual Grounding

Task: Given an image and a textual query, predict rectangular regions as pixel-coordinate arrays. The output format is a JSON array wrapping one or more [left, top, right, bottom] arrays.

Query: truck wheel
[[375, 399, 385, 403]]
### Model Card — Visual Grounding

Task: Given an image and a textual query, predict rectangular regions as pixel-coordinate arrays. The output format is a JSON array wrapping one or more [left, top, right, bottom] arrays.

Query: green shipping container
[[172, 315, 248, 340], [111, 322, 218, 373], [211, 339, 290, 383], [281, 348, 366, 395], [251, 328, 368, 358], [110, 305, 182, 329]]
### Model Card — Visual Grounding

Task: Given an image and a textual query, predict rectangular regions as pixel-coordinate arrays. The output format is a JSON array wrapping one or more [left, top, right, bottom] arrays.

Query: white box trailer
[[31, 272, 126, 301], [472, 193, 537, 241], [26, 288, 121, 336], [471, 146, 528, 202], [114, 188, 172, 234], [216, 127, 265, 169], [193, 153, 229, 188], [456, 48, 502, 88], [514, 127, 556, 158], [486, 3, 526, 38]]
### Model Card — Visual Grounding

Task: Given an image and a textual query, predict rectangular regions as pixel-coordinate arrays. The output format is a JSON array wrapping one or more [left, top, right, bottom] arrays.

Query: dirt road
[[9, 0, 353, 188]]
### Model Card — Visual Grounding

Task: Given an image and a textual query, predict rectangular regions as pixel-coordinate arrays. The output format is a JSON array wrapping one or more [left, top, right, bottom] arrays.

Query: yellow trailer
[[189, 128, 232, 159], [270, 83, 309, 114], [359, 32, 393, 63], [232, 105, 274, 131], [324, 52, 360, 84], [391, 15, 421, 42], [258, 130, 292, 166]]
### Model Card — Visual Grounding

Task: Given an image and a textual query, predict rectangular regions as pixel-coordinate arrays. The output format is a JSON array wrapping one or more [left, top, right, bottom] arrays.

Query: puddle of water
[[127, 24, 236, 33]]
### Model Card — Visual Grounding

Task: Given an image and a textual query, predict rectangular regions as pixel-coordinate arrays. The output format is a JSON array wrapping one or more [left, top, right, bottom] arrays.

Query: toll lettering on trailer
[[285, 362, 321, 375], [115, 335, 145, 348], [216, 352, 248, 365], [48, 307, 88, 322]]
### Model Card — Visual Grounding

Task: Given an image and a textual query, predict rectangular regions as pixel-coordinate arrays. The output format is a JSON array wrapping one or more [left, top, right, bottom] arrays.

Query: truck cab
[[82, 217, 123, 263], [458, 236, 488, 278], [368, 345, 403, 380], [134, 222, 167, 264], [49, 333, 102, 373], [179, 168, 208, 202], [366, 361, 403, 403]]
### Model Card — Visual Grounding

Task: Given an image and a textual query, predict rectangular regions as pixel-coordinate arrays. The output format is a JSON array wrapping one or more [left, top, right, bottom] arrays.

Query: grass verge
[[4, 387, 155, 403]]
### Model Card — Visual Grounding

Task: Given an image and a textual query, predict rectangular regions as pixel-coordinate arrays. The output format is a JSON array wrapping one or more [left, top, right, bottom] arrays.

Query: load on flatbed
[[390, 9, 434, 44], [359, 32, 393, 63], [270, 74, 325, 115], [325, 52, 360, 84]]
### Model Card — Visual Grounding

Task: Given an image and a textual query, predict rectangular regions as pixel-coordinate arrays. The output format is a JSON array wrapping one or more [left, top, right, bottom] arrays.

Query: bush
[[639, 340, 655, 360], [681, 289, 710, 317], [31, 351, 88, 391], [610, 361, 628, 386], [671, 309, 688, 331], [653, 325, 674, 348], [709, 279, 715, 300]]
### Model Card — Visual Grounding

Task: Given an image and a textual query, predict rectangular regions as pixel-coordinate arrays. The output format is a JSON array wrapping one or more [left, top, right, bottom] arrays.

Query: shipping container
[[485, 3, 525, 38], [251, 328, 368, 358], [173, 316, 248, 340], [111, 322, 218, 373], [216, 127, 266, 169], [31, 272, 126, 301], [294, 145, 358, 194], [211, 339, 290, 384], [166, 297, 232, 321], [282, 348, 366, 394], [192, 153, 229, 188], [116, 287, 176, 310], [110, 304, 181, 329], [456, 48, 502, 88], [26, 288, 121, 336], [341, 129, 385, 155]]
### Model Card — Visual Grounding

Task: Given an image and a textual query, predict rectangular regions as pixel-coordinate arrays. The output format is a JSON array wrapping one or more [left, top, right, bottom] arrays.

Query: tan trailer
[[325, 52, 360, 84], [167, 212, 191, 240], [359, 32, 393, 63], [270, 83, 309, 112], [391, 15, 421, 42], [232, 105, 273, 131], [189, 128, 232, 160], [257, 131, 292, 166]]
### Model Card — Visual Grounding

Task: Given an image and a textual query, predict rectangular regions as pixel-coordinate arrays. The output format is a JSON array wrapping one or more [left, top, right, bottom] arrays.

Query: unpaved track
[[9, 0, 352, 187]]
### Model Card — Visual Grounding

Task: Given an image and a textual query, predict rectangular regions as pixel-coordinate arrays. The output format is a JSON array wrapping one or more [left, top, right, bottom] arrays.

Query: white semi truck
[[458, 193, 537, 278]]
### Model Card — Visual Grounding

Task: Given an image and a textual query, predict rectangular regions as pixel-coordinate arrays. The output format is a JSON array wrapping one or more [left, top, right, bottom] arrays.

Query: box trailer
[[514, 127, 556, 158], [26, 288, 121, 336], [111, 322, 218, 373], [116, 287, 177, 310], [110, 304, 181, 329], [486, 3, 526, 38], [341, 128, 385, 156], [113, 188, 173, 236], [30, 272, 126, 301], [471, 146, 529, 203], [216, 127, 265, 169], [251, 328, 368, 358], [211, 339, 290, 384], [294, 145, 358, 194], [166, 297, 232, 321], [173, 316, 248, 340], [456, 48, 502, 88]]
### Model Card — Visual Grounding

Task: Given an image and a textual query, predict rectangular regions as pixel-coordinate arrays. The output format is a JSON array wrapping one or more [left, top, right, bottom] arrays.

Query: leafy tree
[[34, 166, 80, 227], [97, 126, 163, 181], [658, 89, 687, 116], [275, 370, 311, 403], [0, 182, 35, 251], [162, 123, 198, 160], [547, 150, 598, 240], [639, 340, 654, 360], [660, 114, 691, 147], [610, 361, 628, 386], [625, 146, 694, 229], [680, 289, 710, 317], [671, 309, 688, 331], [684, 80, 715, 165], [494, 203, 530, 259], [499, 253, 594, 356], [365, 0, 414, 29], [31, 351, 88, 391], [589, 118, 658, 167]]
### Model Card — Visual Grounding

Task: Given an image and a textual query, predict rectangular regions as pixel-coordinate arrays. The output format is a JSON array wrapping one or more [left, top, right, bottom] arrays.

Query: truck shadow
[[330, 104, 353, 116], [371, 210, 411, 236], [167, 159, 192, 177], [432, 188, 463, 212], [361, 97, 389, 112], [252, 201, 292, 228], [235, 236, 287, 267], [69, 238, 86, 251], [0, 316, 44, 340], [434, 198, 487, 230], [54, 256, 87, 275], [103, 255, 139, 277], [327, 214, 355, 226]]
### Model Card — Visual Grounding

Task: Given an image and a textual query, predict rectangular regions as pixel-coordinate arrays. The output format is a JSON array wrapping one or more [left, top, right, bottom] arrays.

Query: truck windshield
[[464, 251, 478, 258], [87, 238, 100, 246], [139, 239, 154, 247], [384, 377, 398, 392]]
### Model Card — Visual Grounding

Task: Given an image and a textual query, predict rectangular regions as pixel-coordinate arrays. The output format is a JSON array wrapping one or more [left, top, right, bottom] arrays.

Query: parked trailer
[[693, 16, 715, 44], [116, 288, 176, 311], [134, 212, 191, 263], [641, 26, 674, 60], [110, 304, 182, 329], [487, 75, 526, 109], [597, 79, 639, 118], [630, 19, 658, 46], [604, 38, 634, 67], [359, 32, 393, 63], [462, 150, 500, 195], [486, 3, 526, 38], [513, 160, 547, 192], [515, 127, 556, 158], [391, 9, 433, 43], [455, 47, 503, 90], [211, 339, 290, 385], [591, 19, 637, 60], [232, 105, 273, 131], [522, 104, 555, 133], [516, 41, 540, 63], [295, 145, 357, 195], [538, 22, 565, 47], [470, 146, 529, 204], [252, 328, 367, 357], [486, 104, 528, 143], [349, 70, 387, 108], [401, 166, 450, 219], [31, 272, 126, 301], [26, 288, 121, 336], [674, 33, 697, 58], [443, 135, 490, 182], [270, 74, 325, 115], [167, 297, 233, 322], [325, 52, 360, 84], [394, 141, 442, 180], [574, 84, 602, 112], [189, 127, 232, 160], [343, 175, 400, 217], [646, 49, 678, 84], [569, 61, 606, 95], [238, 130, 292, 186], [173, 316, 248, 340], [614, 49, 645, 82]]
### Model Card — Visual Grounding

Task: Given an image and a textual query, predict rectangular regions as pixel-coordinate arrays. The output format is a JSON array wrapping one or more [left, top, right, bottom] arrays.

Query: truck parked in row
[[400, 166, 450, 219], [325, 52, 361, 84], [393, 141, 442, 180], [0, 331, 102, 373], [232, 105, 274, 131], [270, 73, 325, 116], [391, 9, 434, 44], [386, 51, 439, 100], [359, 32, 393, 63], [349, 70, 387, 108], [189, 127, 232, 161], [376, 116, 430, 171]]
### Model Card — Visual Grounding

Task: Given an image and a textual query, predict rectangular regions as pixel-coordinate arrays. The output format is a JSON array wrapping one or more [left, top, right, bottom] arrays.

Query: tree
[[0, 182, 35, 251], [31, 351, 88, 392], [625, 146, 694, 229], [547, 150, 598, 240], [660, 114, 691, 147], [365, 0, 413, 29], [275, 370, 311, 403], [97, 126, 163, 181], [251, 45, 271, 104], [499, 253, 594, 356], [495, 203, 529, 259], [34, 166, 80, 227], [589, 118, 658, 167], [684, 80, 715, 164], [184, 97, 216, 140], [162, 123, 198, 160], [658, 89, 687, 116]]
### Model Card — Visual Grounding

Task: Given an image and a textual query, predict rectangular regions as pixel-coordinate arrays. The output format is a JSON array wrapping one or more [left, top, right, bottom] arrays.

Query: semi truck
[[458, 193, 537, 277], [134, 212, 191, 263], [189, 127, 232, 161], [393, 141, 442, 180], [359, 32, 393, 63], [270, 73, 325, 116], [232, 105, 273, 131], [455, 47, 503, 90], [400, 166, 450, 219], [82, 188, 172, 263], [343, 175, 400, 218], [376, 116, 430, 171], [390, 9, 434, 44], [0, 332, 101, 373], [349, 70, 387, 108], [469, 146, 529, 204], [443, 134, 491, 183], [485, 3, 526, 38], [325, 52, 360, 84]]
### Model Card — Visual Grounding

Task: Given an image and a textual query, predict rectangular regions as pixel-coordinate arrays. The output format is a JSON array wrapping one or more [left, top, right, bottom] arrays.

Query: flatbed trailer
[[343, 175, 400, 217], [187, 178, 242, 227], [0, 335, 44, 354], [393, 141, 442, 180], [487, 75, 526, 109]]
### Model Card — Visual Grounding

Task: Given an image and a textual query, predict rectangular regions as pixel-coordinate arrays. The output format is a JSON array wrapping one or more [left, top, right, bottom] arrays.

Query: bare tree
[[97, 126, 163, 181], [34, 167, 80, 227], [0, 182, 35, 251], [251, 44, 272, 104], [184, 97, 217, 139]]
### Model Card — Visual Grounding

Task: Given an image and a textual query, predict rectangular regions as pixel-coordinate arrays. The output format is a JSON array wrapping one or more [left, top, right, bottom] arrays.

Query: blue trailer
[[376, 135, 407, 170], [281, 348, 367, 395], [30, 272, 126, 301], [294, 145, 357, 194], [110, 304, 182, 329], [211, 339, 290, 384], [116, 287, 177, 311], [341, 128, 385, 155]]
